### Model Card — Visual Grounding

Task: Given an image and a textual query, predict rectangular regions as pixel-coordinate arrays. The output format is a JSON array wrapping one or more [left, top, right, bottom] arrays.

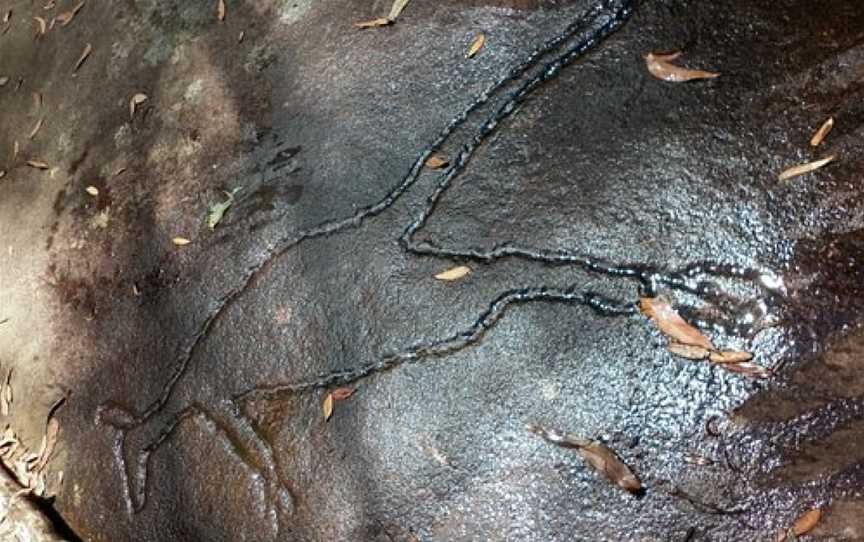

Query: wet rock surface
[[0, 0, 863, 540]]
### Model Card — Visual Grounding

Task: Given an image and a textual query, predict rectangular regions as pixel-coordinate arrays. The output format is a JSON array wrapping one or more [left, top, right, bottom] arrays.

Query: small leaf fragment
[[172, 237, 191, 246], [466, 33, 486, 59], [778, 155, 836, 182], [217, 0, 226, 22], [425, 154, 449, 169], [387, 0, 411, 21], [73, 43, 92, 72], [331, 387, 355, 401], [810, 117, 834, 147], [85, 186, 99, 196], [667, 342, 710, 360], [708, 350, 753, 364], [639, 296, 714, 350], [434, 265, 471, 281], [34, 16, 47, 37], [29, 117, 44, 139], [721, 361, 772, 379], [644, 52, 720, 82], [355, 17, 392, 29], [527, 425, 642, 494], [129, 93, 148, 119], [206, 187, 241, 229], [322, 392, 334, 421], [56, 1, 85, 26], [777, 508, 822, 542], [27, 160, 50, 170], [32, 91, 43, 110]]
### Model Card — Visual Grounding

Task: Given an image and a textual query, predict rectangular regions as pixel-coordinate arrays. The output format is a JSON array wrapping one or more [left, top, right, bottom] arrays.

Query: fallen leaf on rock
[[527, 424, 642, 494], [434, 265, 471, 281], [129, 93, 148, 119], [85, 186, 98, 196], [721, 361, 772, 379], [425, 154, 449, 169], [27, 160, 49, 170], [387, 0, 411, 21], [667, 342, 710, 360], [644, 52, 720, 82], [33, 16, 47, 37], [708, 350, 753, 364], [73, 43, 92, 72], [206, 187, 241, 229], [778, 155, 835, 182], [28, 117, 44, 139], [322, 392, 334, 421], [639, 296, 714, 350], [172, 237, 191, 246], [56, 1, 85, 26], [466, 33, 486, 59], [810, 117, 834, 147], [776, 508, 822, 542], [354, 17, 391, 29], [217, 0, 225, 21], [331, 387, 355, 401]]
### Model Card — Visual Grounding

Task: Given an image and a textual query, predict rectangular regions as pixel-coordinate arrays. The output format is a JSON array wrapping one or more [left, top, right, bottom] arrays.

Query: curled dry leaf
[[425, 154, 449, 169], [466, 33, 486, 59], [172, 237, 191, 246], [217, 0, 226, 21], [387, 0, 411, 21], [34, 16, 47, 37], [56, 1, 85, 26], [527, 424, 642, 494], [434, 265, 471, 281], [721, 361, 772, 379], [29, 117, 44, 139], [708, 350, 753, 364], [355, 17, 391, 29], [778, 155, 835, 182], [27, 160, 50, 170], [776, 508, 822, 542], [667, 342, 710, 360], [322, 392, 334, 421], [644, 52, 720, 82], [73, 43, 92, 72], [331, 387, 355, 401], [810, 117, 834, 147], [129, 93, 148, 119], [639, 296, 714, 350], [85, 186, 99, 196]]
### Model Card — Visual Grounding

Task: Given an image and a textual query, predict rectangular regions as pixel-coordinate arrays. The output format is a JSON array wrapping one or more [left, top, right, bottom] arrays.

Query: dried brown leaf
[[644, 52, 720, 82], [322, 392, 334, 421], [355, 17, 392, 29], [172, 237, 191, 246], [778, 155, 835, 182], [425, 154, 449, 169], [331, 387, 355, 401], [28, 117, 44, 139], [527, 425, 641, 494], [387, 0, 411, 21], [777, 508, 822, 542], [667, 342, 710, 360], [73, 43, 92, 72], [708, 350, 753, 364], [34, 16, 47, 37], [639, 296, 714, 350], [129, 93, 148, 119], [434, 265, 471, 281], [217, 0, 226, 21], [85, 186, 99, 196], [810, 117, 834, 147], [27, 160, 49, 170], [466, 33, 486, 59], [721, 361, 772, 379], [56, 1, 85, 26]]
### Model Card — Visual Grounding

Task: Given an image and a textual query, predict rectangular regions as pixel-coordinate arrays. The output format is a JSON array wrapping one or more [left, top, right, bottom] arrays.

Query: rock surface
[[1, 0, 864, 540]]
